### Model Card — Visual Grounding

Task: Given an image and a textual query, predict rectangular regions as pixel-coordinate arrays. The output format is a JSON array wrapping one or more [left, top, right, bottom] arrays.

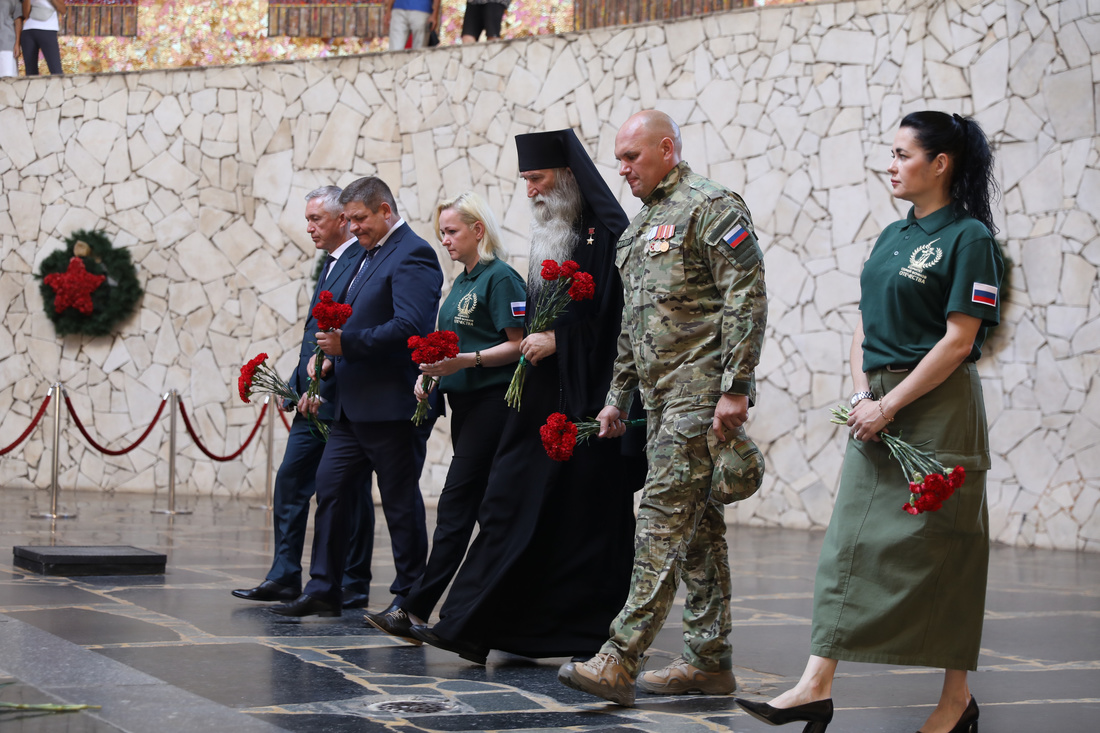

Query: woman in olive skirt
[[736, 111, 1003, 733]]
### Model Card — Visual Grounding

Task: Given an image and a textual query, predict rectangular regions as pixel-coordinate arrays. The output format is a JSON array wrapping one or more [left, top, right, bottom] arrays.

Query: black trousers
[[403, 385, 509, 620], [20, 29, 62, 75], [304, 418, 428, 605]]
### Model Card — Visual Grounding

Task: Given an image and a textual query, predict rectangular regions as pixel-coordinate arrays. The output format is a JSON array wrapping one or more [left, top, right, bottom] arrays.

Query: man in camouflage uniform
[[558, 110, 767, 706]]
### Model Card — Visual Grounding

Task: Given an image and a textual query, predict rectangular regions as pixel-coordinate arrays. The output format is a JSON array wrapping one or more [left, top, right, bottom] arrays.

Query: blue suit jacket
[[288, 244, 364, 422], [333, 222, 443, 423]]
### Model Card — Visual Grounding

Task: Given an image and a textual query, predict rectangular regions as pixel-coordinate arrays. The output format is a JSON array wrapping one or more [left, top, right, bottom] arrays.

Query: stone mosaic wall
[[1, 0, 1097, 551]]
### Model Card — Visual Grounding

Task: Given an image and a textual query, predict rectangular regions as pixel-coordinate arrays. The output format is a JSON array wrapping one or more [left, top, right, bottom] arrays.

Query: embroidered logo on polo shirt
[[455, 291, 477, 326], [899, 239, 943, 284], [972, 283, 998, 307]]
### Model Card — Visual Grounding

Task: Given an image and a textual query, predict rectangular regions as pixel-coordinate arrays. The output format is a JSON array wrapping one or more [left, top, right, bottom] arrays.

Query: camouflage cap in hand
[[707, 427, 765, 504]]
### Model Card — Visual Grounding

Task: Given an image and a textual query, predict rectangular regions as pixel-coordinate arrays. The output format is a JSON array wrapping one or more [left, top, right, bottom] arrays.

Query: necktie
[[319, 255, 336, 288], [347, 247, 379, 299]]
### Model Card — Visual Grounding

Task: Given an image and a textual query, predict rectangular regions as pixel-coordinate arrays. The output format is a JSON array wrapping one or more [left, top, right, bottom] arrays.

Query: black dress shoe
[[341, 588, 370, 609], [231, 580, 300, 602], [364, 602, 422, 646], [270, 593, 341, 618], [919, 696, 978, 733], [734, 698, 833, 732], [408, 624, 488, 665]]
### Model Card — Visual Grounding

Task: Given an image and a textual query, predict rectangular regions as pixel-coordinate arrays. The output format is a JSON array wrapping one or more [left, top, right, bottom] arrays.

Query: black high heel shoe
[[734, 698, 833, 733], [918, 696, 979, 733]]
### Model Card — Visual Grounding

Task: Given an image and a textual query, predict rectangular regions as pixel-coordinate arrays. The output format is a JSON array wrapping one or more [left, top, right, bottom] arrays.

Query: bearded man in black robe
[[397, 129, 643, 662]]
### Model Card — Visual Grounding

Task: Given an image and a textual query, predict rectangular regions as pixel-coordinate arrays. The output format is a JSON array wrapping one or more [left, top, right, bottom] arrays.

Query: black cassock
[[431, 201, 644, 657]]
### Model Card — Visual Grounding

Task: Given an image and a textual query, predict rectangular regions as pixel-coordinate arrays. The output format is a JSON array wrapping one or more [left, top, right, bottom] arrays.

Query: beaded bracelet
[[877, 401, 894, 423]]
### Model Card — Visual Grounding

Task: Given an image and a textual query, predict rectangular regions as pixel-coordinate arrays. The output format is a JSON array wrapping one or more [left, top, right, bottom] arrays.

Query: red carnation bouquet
[[239, 352, 328, 439], [408, 330, 460, 425], [539, 412, 646, 462], [830, 405, 965, 514], [307, 290, 353, 401], [505, 259, 596, 410]]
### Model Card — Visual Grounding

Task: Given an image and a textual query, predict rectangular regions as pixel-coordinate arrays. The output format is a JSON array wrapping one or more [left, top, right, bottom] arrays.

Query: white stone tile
[[819, 130, 866, 188], [1043, 66, 1096, 142], [304, 105, 365, 171], [0, 109, 35, 169], [175, 232, 235, 284], [1008, 27, 1057, 97], [829, 183, 870, 249], [138, 152, 199, 194], [152, 207, 196, 248], [926, 59, 972, 98], [532, 47, 583, 111]]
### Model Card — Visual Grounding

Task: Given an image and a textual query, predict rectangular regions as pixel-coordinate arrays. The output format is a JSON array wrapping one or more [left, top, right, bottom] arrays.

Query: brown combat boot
[[638, 656, 737, 695], [557, 652, 636, 706]]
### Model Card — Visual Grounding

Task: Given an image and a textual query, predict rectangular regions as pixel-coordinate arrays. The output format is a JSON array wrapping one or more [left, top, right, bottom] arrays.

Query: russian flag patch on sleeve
[[511, 301, 526, 317], [722, 224, 749, 249], [971, 283, 998, 307]]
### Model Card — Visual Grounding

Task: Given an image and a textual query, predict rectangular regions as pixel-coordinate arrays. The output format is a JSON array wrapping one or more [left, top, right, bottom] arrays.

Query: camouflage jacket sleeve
[[606, 297, 640, 411], [699, 201, 768, 401]]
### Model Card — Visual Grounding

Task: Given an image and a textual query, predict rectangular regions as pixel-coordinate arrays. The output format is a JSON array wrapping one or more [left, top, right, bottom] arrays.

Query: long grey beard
[[528, 177, 583, 296]]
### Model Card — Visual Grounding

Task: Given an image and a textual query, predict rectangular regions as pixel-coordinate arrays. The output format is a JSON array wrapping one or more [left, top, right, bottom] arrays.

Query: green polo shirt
[[859, 204, 1003, 372], [438, 258, 527, 394]]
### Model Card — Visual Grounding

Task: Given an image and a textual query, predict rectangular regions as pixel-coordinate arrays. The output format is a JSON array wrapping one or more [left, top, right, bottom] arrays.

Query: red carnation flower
[[238, 352, 270, 403], [948, 465, 966, 489], [829, 406, 967, 516], [507, 260, 598, 410], [540, 412, 579, 462], [312, 291, 353, 332], [568, 271, 596, 301], [541, 259, 561, 281], [409, 330, 460, 425]]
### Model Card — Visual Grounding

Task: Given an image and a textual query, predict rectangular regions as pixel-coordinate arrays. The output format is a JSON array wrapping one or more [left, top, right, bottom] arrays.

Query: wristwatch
[[850, 391, 874, 407]]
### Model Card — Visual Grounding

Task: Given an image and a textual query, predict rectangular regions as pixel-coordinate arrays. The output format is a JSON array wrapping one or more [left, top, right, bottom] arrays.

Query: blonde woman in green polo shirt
[[365, 191, 526, 641], [736, 112, 1003, 733]]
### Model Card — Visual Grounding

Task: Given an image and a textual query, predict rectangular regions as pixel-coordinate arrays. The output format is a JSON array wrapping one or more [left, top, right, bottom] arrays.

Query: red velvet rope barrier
[[278, 407, 292, 432], [0, 393, 53, 456], [178, 398, 268, 462], [64, 393, 169, 457]]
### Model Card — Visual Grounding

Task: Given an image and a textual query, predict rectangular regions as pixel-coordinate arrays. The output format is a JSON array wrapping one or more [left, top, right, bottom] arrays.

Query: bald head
[[615, 110, 684, 199]]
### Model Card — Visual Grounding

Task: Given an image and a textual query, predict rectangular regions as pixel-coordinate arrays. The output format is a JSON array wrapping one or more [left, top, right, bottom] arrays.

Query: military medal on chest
[[586, 228, 595, 246], [645, 224, 675, 253]]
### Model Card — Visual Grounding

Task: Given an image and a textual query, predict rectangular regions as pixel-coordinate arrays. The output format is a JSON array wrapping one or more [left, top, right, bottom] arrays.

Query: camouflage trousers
[[601, 397, 733, 677]]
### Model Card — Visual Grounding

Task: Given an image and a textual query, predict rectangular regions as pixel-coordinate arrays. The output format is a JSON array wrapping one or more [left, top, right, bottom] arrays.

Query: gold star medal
[[586, 228, 595, 246]]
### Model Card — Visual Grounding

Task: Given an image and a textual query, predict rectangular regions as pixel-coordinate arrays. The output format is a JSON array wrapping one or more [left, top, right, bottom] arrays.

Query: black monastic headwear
[[515, 128, 629, 235]]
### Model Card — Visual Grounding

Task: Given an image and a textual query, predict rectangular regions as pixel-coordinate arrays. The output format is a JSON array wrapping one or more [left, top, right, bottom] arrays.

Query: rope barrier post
[[250, 395, 275, 511], [152, 389, 192, 516], [31, 383, 76, 520]]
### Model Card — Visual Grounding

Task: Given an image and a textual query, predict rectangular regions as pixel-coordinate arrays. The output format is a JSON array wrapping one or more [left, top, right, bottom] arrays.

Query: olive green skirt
[[810, 363, 990, 671]]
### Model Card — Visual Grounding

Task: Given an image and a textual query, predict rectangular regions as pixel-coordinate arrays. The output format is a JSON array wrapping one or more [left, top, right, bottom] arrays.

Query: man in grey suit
[[232, 185, 373, 608]]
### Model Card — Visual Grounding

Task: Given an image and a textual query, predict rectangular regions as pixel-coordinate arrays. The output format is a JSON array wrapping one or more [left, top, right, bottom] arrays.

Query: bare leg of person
[[769, 655, 838, 708], [461, 35, 477, 43], [918, 669, 972, 733]]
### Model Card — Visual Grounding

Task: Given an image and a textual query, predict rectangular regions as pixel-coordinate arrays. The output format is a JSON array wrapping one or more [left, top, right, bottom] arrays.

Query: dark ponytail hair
[[900, 111, 999, 235]]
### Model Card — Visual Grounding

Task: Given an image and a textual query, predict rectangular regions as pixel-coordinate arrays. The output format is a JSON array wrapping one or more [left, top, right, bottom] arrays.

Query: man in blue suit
[[273, 176, 444, 618], [233, 186, 374, 608]]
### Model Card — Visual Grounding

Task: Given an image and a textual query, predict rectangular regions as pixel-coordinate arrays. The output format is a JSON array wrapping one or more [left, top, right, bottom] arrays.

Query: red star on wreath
[[43, 257, 106, 315]]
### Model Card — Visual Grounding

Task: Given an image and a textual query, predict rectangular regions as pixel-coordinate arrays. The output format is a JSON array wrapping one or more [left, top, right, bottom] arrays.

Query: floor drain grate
[[365, 697, 458, 715]]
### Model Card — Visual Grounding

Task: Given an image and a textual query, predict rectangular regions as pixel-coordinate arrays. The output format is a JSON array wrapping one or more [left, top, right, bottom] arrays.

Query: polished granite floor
[[1, 487, 1098, 732]]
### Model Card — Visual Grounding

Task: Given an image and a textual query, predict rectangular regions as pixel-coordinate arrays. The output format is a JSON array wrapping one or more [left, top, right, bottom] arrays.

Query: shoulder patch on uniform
[[687, 177, 728, 201], [704, 204, 762, 269]]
